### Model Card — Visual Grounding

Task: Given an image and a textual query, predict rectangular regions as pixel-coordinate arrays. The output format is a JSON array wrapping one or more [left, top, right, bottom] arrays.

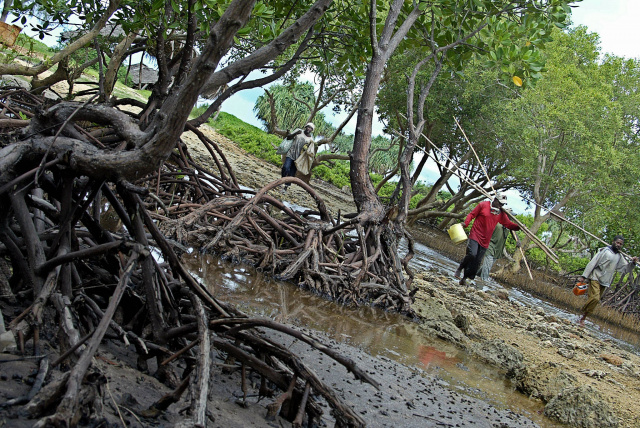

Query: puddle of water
[[175, 190, 639, 427], [183, 253, 557, 426]]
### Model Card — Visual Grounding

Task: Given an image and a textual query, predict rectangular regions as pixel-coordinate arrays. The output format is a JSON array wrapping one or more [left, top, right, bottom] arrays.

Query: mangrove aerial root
[[0, 86, 383, 427]]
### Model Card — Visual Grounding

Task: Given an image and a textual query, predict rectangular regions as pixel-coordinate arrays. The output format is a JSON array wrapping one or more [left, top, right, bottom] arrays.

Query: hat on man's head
[[494, 192, 507, 205], [305, 122, 315, 131]]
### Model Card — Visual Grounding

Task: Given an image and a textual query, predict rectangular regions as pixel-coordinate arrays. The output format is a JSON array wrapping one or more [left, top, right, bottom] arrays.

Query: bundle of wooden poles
[[396, 114, 559, 272], [407, 114, 638, 269]]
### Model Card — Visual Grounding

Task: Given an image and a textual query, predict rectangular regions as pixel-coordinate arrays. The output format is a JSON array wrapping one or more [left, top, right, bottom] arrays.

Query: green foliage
[[204, 109, 400, 194], [333, 133, 401, 175], [398, 0, 573, 89], [254, 82, 315, 132], [208, 111, 282, 166], [369, 136, 401, 174], [367, 177, 427, 209], [204, 109, 402, 192], [0, 49, 18, 65], [312, 157, 351, 189], [0, 33, 52, 64], [10, 0, 77, 40], [496, 26, 640, 261], [558, 252, 590, 275], [15, 33, 52, 56], [330, 133, 353, 153], [371, 174, 394, 199], [189, 104, 209, 120], [409, 181, 432, 210], [502, 214, 591, 273], [518, 247, 588, 274], [253, 82, 334, 138]]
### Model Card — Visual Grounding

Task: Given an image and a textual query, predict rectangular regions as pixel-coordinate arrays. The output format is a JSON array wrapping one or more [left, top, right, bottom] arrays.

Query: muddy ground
[[181, 127, 640, 427], [2, 124, 640, 427]]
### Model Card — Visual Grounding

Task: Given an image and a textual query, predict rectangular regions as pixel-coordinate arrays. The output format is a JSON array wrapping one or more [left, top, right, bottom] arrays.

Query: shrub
[[208, 112, 282, 165], [15, 33, 52, 56], [312, 157, 351, 189]]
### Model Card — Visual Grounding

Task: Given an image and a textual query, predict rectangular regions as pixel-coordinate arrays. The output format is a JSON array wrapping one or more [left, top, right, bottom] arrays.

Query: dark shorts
[[281, 156, 297, 178], [458, 239, 487, 280]]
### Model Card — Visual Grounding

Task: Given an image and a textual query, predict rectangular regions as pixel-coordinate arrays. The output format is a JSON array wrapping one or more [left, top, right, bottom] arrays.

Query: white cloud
[[570, 0, 640, 59]]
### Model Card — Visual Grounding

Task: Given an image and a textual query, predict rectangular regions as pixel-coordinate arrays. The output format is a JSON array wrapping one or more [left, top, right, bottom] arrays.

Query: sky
[[569, 0, 640, 59]]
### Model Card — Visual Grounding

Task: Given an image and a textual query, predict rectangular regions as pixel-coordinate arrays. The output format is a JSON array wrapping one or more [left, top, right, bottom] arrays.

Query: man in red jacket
[[454, 193, 520, 286]]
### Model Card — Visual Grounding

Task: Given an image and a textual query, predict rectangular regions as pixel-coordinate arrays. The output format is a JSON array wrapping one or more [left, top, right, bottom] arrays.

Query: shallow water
[[181, 230, 639, 426], [183, 252, 558, 425], [403, 239, 640, 354]]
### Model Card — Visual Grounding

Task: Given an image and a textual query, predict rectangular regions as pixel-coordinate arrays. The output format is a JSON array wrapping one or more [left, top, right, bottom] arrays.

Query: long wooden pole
[[512, 230, 533, 280], [394, 114, 559, 264], [519, 195, 637, 263], [415, 142, 559, 264], [453, 117, 540, 272], [453, 117, 496, 194]]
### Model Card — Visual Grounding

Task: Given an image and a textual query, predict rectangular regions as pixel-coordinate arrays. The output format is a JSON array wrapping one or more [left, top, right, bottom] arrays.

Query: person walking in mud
[[576, 236, 637, 327], [454, 193, 520, 286], [278, 122, 314, 192], [476, 223, 520, 282]]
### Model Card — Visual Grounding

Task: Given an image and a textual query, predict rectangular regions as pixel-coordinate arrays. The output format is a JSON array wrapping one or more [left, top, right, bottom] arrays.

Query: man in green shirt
[[476, 225, 511, 281]]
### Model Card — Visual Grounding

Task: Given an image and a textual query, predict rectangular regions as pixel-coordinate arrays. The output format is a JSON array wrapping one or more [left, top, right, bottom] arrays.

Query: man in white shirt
[[280, 123, 314, 192], [577, 235, 637, 327]]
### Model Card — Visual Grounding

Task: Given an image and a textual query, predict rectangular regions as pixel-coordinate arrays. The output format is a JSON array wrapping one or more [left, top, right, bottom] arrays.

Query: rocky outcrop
[[470, 339, 527, 379], [526, 321, 562, 339], [516, 361, 577, 402], [410, 268, 640, 426], [413, 291, 468, 345], [544, 385, 618, 428]]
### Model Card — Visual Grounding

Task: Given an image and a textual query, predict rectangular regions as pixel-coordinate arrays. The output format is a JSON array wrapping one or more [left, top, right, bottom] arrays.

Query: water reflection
[[182, 253, 556, 426]]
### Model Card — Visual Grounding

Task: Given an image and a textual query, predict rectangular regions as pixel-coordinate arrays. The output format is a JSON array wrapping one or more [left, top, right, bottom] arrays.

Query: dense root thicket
[[0, 86, 406, 427], [155, 134, 416, 312], [602, 271, 640, 316], [139, 123, 416, 313]]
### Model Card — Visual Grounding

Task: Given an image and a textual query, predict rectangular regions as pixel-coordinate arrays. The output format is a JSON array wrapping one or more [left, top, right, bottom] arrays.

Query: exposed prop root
[[0, 86, 389, 427]]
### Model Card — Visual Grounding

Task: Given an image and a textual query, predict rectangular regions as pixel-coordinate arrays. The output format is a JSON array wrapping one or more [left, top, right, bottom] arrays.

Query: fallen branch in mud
[[0, 355, 49, 408]]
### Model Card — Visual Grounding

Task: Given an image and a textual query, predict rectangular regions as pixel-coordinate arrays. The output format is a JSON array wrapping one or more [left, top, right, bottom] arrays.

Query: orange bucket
[[573, 282, 588, 296]]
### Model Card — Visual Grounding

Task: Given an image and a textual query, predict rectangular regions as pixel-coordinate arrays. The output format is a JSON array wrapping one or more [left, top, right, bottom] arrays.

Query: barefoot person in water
[[454, 193, 520, 286], [576, 235, 637, 327]]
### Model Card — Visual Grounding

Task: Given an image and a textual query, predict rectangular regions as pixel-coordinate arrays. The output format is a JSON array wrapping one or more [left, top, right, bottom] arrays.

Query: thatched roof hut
[[126, 63, 158, 89]]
